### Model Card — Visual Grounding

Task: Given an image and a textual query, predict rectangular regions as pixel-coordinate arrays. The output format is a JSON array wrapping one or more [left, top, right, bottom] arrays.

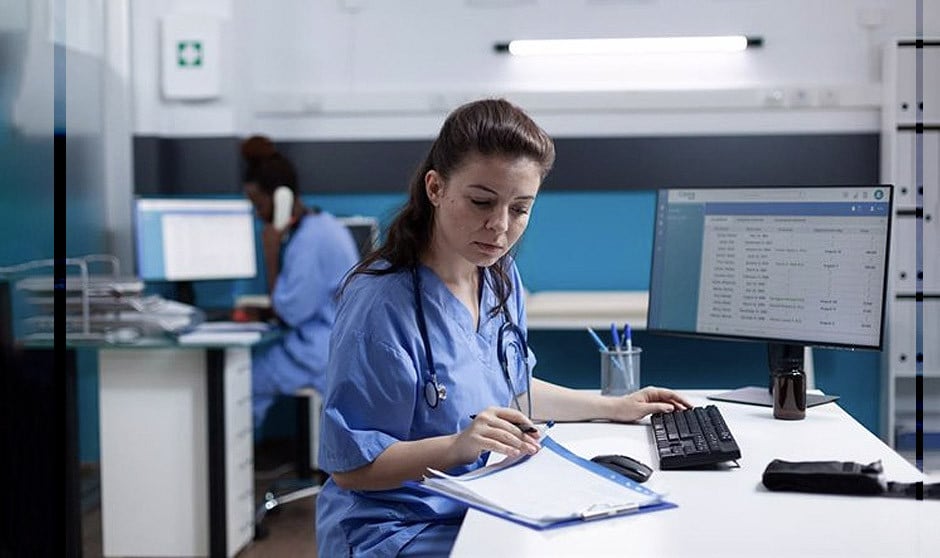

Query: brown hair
[[347, 98, 555, 318], [241, 135, 298, 195]]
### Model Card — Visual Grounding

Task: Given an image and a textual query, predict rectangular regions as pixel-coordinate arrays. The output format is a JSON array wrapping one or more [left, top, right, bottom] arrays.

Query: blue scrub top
[[273, 212, 360, 383], [317, 260, 534, 557], [251, 212, 360, 423]]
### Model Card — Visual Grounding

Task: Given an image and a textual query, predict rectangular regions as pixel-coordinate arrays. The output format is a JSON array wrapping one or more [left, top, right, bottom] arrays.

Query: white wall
[[131, 0, 939, 139]]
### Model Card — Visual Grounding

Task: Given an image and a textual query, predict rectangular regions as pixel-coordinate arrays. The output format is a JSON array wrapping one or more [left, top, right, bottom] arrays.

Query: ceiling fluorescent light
[[494, 36, 762, 55]]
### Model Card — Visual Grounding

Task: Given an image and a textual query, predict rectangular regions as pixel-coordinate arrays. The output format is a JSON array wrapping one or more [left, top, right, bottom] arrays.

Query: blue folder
[[407, 436, 676, 530]]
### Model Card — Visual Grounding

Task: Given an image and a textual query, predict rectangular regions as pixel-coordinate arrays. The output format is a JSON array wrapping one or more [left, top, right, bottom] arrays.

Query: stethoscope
[[412, 266, 532, 416]]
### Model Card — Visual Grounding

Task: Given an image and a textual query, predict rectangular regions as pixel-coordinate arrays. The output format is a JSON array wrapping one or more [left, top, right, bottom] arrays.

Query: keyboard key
[[663, 414, 680, 441]]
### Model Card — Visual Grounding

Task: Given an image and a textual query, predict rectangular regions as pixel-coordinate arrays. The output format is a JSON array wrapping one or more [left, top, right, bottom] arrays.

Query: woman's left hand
[[608, 386, 693, 423]]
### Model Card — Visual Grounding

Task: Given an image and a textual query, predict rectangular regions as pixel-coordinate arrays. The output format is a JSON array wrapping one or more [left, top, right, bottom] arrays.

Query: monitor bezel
[[645, 184, 894, 352]]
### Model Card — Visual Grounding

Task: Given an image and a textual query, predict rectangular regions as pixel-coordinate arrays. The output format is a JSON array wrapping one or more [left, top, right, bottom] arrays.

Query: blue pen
[[586, 327, 626, 373], [586, 327, 608, 351], [611, 322, 630, 380], [610, 323, 622, 350]]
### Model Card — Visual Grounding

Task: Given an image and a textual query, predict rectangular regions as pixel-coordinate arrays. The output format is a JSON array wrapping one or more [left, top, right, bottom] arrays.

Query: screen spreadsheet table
[[450, 391, 938, 558], [647, 186, 891, 350]]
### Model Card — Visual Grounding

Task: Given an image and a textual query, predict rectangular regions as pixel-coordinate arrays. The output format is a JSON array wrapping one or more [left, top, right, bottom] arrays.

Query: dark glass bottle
[[773, 369, 806, 420]]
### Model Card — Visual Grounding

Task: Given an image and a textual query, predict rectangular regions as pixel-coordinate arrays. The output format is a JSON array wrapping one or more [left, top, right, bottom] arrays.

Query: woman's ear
[[425, 170, 443, 207]]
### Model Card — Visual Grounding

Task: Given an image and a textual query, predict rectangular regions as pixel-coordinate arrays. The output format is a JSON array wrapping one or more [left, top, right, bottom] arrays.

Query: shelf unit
[[880, 38, 940, 473]]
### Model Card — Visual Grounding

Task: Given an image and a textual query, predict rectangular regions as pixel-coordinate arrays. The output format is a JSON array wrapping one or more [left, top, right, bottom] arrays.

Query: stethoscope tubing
[[412, 266, 531, 414]]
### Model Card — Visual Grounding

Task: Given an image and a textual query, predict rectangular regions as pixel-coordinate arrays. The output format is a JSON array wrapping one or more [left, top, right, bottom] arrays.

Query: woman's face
[[426, 152, 541, 268], [244, 182, 273, 223]]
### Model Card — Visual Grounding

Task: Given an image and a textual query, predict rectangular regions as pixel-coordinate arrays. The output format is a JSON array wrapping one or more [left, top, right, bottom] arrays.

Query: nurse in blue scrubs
[[241, 136, 361, 428], [316, 100, 691, 557]]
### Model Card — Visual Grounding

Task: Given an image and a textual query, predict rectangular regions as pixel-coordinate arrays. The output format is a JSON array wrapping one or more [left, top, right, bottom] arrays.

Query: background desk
[[451, 390, 939, 557], [525, 290, 647, 330], [28, 334, 274, 558], [97, 342, 254, 557]]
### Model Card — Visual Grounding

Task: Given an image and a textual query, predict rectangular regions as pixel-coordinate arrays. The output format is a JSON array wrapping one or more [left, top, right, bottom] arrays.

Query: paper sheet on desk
[[176, 331, 262, 345], [415, 436, 668, 529], [175, 322, 273, 345], [193, 321, 273, 332]]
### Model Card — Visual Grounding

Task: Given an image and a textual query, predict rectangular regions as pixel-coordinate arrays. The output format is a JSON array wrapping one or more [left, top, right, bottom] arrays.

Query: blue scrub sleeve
[[320, 331, 421, 473], [272, 227, 345, 328]]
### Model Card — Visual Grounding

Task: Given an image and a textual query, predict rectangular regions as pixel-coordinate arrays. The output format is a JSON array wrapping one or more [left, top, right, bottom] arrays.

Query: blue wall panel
[[516, 191, 656, 291], [315, 190, 658, 292]]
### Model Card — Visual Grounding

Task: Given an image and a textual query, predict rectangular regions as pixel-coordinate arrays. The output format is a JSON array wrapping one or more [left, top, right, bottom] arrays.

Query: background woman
[[241, 136, 360, 429]]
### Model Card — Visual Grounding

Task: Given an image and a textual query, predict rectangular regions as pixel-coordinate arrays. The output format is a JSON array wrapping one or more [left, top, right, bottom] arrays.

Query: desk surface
[[451, 390, 939, 558], [19, 324, 280, 349]]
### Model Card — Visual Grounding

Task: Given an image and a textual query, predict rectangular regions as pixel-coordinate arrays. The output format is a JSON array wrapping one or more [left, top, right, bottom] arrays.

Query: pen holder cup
[[600, 347, 641, 396]]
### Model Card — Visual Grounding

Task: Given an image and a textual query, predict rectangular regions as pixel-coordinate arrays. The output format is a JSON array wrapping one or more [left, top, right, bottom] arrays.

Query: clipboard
[[406, 436, 676, 530]]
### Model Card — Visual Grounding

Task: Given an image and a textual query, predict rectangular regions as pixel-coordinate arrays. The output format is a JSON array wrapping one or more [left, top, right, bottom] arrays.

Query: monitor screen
[[134, 198, 258, 281], [337, 215, 379, 258], [647, 186, 892, 350]]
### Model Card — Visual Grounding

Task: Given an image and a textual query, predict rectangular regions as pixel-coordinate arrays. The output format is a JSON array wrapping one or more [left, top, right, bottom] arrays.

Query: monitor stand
[[707, 342, 840, 408]]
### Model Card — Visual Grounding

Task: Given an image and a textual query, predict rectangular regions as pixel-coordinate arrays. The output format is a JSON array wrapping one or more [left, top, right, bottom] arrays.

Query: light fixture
[[494, 35, 763, 56]]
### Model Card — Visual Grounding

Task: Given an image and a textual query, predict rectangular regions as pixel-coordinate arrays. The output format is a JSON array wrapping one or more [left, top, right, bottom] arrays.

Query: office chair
[[254, 388, 325, 539]]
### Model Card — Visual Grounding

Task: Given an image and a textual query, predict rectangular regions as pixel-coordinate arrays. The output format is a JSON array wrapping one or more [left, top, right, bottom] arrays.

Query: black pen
[[468, 414, 538, 434]]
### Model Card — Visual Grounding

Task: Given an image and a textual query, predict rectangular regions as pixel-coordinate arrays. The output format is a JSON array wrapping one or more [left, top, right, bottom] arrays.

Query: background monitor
[[134, 197, 258, 281], [646, 186, 892, 402], [337, 215, 380, 258]]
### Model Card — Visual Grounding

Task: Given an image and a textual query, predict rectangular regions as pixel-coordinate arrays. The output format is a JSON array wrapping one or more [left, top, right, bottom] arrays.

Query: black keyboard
[[650, 405, 741, 469]]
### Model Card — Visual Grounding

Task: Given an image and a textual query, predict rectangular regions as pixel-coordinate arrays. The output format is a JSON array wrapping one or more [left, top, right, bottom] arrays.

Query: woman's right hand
[[453, 407, 541, 464]]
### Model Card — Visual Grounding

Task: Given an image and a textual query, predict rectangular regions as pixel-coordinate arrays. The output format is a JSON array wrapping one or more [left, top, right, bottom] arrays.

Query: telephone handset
[[272, 186, 294, 231]]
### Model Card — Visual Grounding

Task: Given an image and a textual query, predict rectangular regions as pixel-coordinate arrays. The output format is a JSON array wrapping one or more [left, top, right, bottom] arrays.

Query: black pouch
[[761, 459, 885, 496]]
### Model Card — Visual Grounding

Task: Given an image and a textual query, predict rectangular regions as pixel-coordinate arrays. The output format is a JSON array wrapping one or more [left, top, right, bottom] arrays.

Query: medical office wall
[[118, 0, 938, 447]]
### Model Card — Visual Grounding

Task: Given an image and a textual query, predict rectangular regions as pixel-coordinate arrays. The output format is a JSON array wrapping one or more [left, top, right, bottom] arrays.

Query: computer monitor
[[646, 185, 893, 405], [337, 215, 380, 258], [134, 197, 258, 282]]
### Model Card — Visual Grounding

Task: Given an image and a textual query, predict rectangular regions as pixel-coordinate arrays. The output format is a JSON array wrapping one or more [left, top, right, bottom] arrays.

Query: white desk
[[451, 391, 939, 557]]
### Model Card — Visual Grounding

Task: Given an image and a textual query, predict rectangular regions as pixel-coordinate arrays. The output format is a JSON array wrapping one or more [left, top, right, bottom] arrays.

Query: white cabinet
[[222, 348, 256, 554], [881, 39, 940, 474], [99, 346, 255, 557]]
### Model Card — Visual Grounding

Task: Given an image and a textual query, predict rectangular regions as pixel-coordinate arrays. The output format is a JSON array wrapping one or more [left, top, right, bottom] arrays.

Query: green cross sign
[[177, 41, 203, 67]]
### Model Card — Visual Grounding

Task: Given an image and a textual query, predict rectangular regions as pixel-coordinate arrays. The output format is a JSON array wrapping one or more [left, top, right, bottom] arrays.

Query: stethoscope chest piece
[[413, 265, 528, 412], [424, 378, 447, 408]]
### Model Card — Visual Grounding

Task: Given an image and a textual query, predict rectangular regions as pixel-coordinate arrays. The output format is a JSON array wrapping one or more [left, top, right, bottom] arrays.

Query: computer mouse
[[590, 454, 653, 483]]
